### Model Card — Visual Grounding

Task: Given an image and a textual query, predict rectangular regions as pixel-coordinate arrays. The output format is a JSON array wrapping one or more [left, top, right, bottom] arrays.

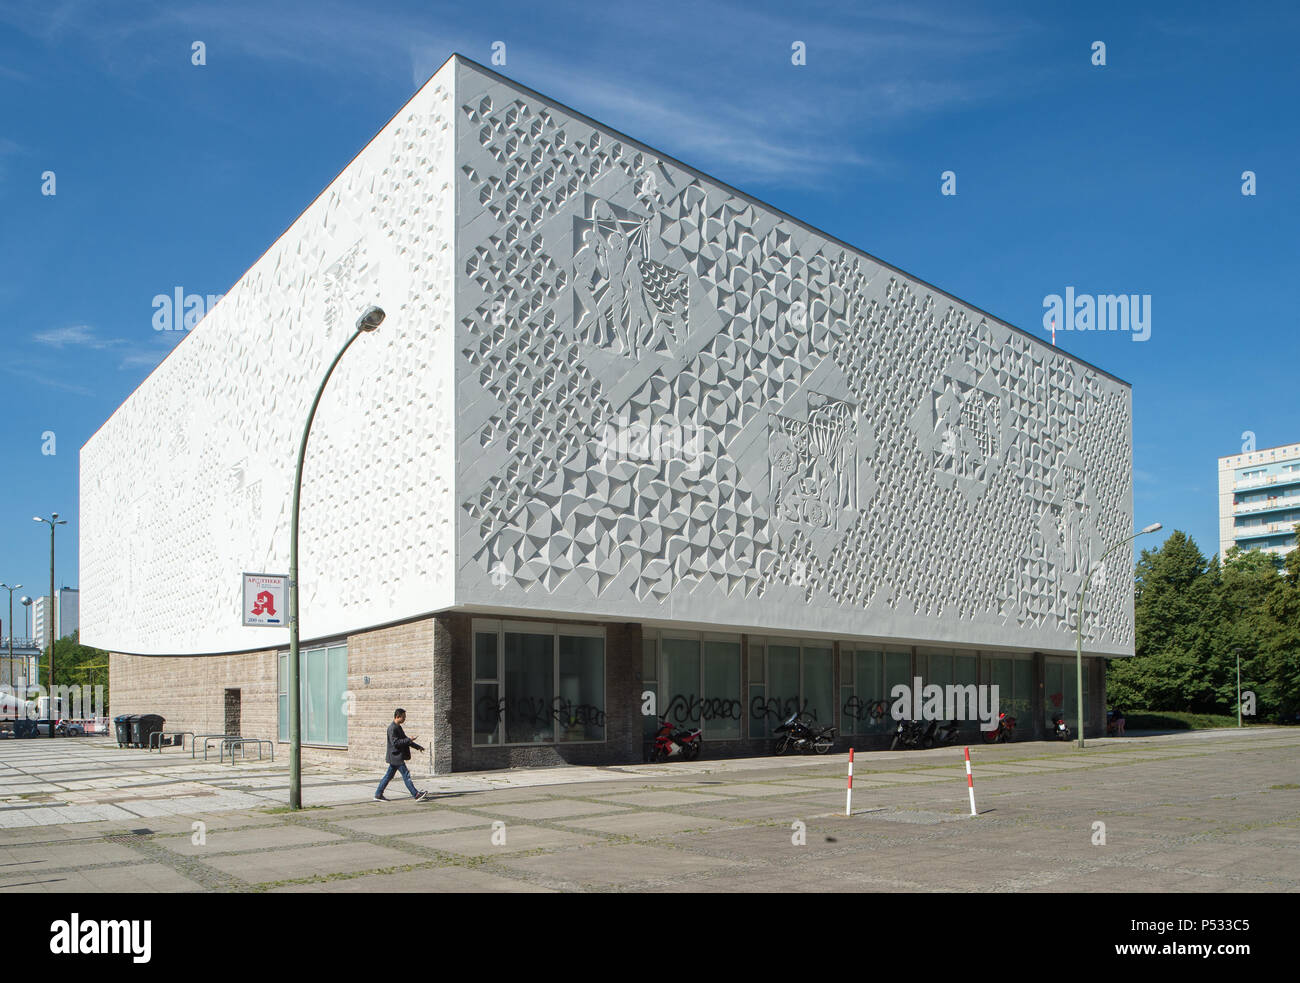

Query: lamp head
[[1141, 522, 1163, 534], [20, 596, 31, 606], [356, 306, 385, 332]]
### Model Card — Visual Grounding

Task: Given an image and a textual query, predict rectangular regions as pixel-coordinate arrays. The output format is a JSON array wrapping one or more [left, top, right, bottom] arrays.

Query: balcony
[[1233, 497, 1300, 515], [1235, 471, 1300, 491], [1235, 521, 1300, 541]]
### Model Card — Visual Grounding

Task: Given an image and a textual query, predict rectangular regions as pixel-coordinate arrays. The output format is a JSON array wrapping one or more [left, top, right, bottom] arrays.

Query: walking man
[[375, 708, 431, 801]]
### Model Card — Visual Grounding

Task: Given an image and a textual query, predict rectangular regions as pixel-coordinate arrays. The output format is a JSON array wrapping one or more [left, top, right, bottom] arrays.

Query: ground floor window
[[473, 621, 606, 746], [917, 649, 979, 735], [278, 642, 348, 746], [749, 639, 835, 737], [983, 652, 1033, 726], [841, 647, 911, 735], [1044, 657, 1090, 730], [646, 632, 743, 740]]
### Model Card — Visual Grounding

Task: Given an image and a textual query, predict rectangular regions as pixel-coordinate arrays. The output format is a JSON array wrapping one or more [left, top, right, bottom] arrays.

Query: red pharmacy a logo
[[252, 591, 277, 616]]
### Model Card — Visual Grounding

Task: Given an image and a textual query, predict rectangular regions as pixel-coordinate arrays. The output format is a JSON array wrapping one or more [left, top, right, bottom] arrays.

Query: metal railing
[[1233, 497, 1300, 514], [149, 730, 194, 752]]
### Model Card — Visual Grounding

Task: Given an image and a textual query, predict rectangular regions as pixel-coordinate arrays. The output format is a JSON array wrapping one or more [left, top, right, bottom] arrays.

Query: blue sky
[[1, 0, 1297, 620]]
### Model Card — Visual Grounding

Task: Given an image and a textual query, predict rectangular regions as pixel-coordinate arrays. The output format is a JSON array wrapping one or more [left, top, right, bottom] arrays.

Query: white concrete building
[[85, 55, 1133, 770]]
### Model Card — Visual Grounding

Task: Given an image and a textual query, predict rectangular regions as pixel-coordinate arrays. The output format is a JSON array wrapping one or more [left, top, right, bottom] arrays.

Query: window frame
[[471, 619, 607, 747]]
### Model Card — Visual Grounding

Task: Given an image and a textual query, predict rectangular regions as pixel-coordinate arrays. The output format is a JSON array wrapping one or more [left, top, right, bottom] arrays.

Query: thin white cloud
[[33, 324, 125, 349]]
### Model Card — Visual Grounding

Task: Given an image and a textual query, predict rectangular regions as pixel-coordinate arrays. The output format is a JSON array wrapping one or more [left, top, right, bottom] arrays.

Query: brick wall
[[108, 647, 280, 748], [108, 615, 436, 771]]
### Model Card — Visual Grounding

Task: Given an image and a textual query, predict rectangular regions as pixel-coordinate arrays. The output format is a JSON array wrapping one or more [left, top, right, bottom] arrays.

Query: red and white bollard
[[845, 747, 854, 816], [964, 746, 977, 816]]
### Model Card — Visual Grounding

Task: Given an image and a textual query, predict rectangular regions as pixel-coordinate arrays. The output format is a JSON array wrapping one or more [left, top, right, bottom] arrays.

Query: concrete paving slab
[[156, 823, 346, 856], [484, 799, 635, 820], [267, 866, 555, 892], [401, 824, 601, 855], [589, 789, 733, 807], [202, 842, 423, 884], [332, 809, 489, 836], [0, 862, 207, 893], [497, 843, 734, 887], [559, 810, 736, 836]]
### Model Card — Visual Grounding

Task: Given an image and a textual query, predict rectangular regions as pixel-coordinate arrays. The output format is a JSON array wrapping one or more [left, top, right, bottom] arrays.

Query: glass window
[[802, 646, 834, 725], [846, 649, 886, 735], [475, 631, 498, 681], [327, 644, 347, 746], [282, 643, 348, 747], [1014, 658, 1033, 723], [657, 635, 742, 739], [474, 623, 606, 746], [558, 634, 605, 742], [662, 636, 701, 727], [702, 639, 742, 739], [642, 634, 659, 740], [766, 643, 801, 734], [278, 652, 288, 742], [504, 631, 554, 744], [885, 650, 912, 717], [474, 683, 501, 745], [954, 654, 978, 734]]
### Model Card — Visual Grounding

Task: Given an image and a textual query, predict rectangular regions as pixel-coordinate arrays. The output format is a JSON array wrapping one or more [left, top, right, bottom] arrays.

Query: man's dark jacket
[[386, 722, 422, 766]]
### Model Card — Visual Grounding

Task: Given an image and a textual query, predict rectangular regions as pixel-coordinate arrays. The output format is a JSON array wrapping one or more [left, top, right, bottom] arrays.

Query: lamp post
[[20, 596, 32, 690], [287, 305, 385, 809], [33, 514, 67, 736], [1234, 648, 1242, 728], [1, 582, 21, 691], [1074, 522, 1162, 749]]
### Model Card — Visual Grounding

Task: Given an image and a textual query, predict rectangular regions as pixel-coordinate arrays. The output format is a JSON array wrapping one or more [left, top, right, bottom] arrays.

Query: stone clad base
[[109, 613, 1106, 773]]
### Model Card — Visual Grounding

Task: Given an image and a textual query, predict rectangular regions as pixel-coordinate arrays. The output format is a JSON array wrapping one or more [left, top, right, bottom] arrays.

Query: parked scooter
[[773, 711, 836, 755], [650, 716, 701, 762], [981, 711, 1016, 744], [1051, 714, 1071, 741], [890, 718, 927, 751]]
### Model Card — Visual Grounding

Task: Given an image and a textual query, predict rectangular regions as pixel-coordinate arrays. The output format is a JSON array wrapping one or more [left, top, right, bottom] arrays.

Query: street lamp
[[1234, 648, 1242, 728], [33, 513, 67, 737], [287, 305, 385, 809], [1074, 522, 1162, 749], [20, 596, 32, 689], [0, 587, 21, 696]]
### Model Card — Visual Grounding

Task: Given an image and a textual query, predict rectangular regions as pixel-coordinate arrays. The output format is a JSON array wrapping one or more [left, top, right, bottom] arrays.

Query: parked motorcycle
[[1051, 714, 1071, 741], [773, 711, 835, 755], [931, 719, 962, 747], [890, 718, 927, 751], [650, 716, 701, 762], [981, 711, 1016, 744]]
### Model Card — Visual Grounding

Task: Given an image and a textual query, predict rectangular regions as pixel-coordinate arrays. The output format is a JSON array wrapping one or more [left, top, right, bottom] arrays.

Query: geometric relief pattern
[[80, 72, 458, 655], [456, 63, 1133, 652]]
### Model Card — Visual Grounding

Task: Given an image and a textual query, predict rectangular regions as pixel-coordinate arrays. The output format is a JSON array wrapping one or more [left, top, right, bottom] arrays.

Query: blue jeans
[[376, 762, 419, 798]]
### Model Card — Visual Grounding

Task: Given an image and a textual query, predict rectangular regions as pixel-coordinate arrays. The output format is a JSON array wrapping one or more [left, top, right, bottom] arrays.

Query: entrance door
[[224, 688, 241, 736]]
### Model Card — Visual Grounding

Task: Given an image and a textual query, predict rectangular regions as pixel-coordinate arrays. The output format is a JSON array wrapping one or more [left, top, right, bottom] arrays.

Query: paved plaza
[[1, 728, 1297, 892]]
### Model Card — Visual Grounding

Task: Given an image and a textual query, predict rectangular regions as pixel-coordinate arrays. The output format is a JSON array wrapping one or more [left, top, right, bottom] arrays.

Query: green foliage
[[1108, 528, 1300, 722], [34, 631, 110, 712], [1124, 711, 1240, 731]]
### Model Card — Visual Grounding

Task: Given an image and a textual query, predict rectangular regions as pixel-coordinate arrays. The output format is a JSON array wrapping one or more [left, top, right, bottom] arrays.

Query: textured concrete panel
[[451, 59, 1133, 655], [81, 62, 458, 655]]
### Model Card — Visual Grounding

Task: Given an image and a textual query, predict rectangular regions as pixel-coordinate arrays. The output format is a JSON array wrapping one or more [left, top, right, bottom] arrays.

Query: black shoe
[[374, 794, 388, 801], [416, 791, 433, 801]]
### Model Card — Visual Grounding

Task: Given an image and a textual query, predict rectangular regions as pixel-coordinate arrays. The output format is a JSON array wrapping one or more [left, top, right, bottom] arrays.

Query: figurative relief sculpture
[[572, 197, 688, 359], [769, 393, 859, 531]]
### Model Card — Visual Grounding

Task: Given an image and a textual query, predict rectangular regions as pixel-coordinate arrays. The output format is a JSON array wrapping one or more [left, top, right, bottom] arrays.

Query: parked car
[[14, 719, 83, 737]]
